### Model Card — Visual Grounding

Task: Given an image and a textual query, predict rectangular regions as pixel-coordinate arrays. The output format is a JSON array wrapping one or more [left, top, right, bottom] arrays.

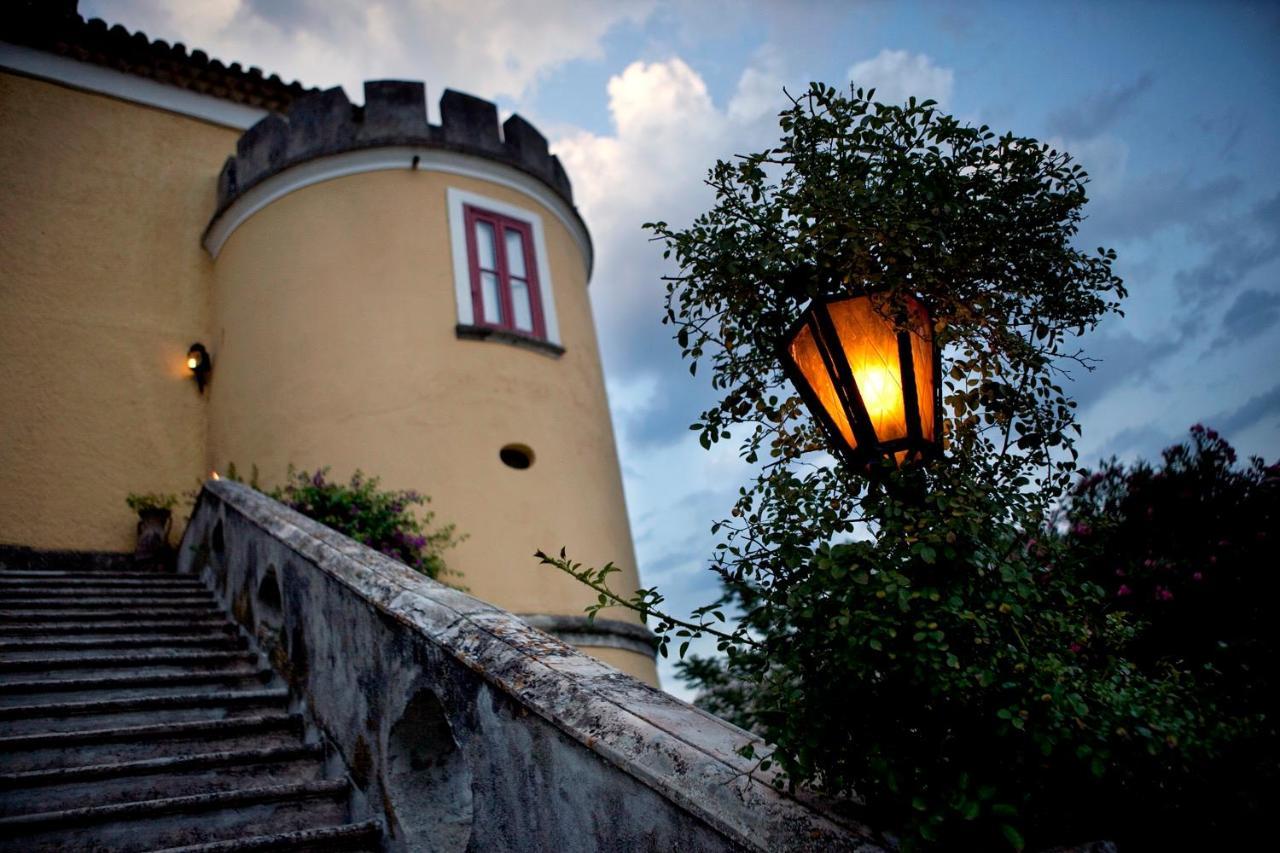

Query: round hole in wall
[[499, 444, 534, 470]]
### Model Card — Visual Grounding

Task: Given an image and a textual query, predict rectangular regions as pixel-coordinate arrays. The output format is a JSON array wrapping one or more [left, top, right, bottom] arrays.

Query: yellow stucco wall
[[207, 167, 655, 683], [0, 71, 231, 552], [0, 68, 655, 684]]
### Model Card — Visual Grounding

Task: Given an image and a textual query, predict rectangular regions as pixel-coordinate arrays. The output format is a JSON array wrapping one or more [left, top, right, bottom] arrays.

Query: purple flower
[[1192, 572, 1203, 582], [1155, 586, 1174, 602], [1072, 522, 1091, 537], [1069, 642, 1083, 654], [312, 471, 325, 487], [1117, 584, 1132, 597]]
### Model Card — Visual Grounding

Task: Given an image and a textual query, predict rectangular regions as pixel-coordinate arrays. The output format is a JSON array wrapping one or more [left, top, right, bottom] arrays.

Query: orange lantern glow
[[781, 291, 941, 470]]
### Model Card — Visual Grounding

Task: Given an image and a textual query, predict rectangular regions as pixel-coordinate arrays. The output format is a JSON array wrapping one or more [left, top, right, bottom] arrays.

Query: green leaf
[[999, 823, 1025, 851]]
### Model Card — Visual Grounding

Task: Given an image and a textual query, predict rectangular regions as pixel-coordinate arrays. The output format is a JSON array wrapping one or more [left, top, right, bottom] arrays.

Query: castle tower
[[0, 0, 655, 685], [203, 83, 656, 684]]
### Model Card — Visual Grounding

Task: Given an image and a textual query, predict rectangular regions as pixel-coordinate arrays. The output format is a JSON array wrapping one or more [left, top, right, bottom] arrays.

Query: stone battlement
[[216, 82, 573, 214]]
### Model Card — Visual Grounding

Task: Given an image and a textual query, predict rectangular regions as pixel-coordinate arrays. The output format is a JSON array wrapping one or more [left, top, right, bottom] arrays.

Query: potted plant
[[125, 492, 178, 566]]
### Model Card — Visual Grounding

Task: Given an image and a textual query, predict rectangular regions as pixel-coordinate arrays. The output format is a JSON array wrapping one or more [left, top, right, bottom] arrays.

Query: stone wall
[[179, 480, 884, 852]]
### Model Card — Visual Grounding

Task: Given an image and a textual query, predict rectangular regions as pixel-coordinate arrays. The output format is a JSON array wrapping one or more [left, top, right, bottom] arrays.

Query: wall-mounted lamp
[[187, 343, 212, 393]]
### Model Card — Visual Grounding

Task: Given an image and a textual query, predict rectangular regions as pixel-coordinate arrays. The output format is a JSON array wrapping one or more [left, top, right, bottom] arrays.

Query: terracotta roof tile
[[2, 0, 316, 113]]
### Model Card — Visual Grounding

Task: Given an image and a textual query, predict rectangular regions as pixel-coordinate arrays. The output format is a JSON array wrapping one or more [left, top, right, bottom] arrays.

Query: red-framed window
[[464, 205, 545, 339]]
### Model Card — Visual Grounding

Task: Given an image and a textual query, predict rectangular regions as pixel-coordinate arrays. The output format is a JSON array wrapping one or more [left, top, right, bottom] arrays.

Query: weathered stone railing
[[180, 480, 884, 852]]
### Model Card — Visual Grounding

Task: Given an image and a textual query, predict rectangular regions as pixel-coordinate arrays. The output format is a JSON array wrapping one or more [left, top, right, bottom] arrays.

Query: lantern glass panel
[[827, 297, 909, 444], [906, 298, 937, 443], [787, 323, 857, 450]]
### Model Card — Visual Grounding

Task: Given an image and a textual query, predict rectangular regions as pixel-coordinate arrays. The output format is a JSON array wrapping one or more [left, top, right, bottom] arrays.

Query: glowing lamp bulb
[[186, 343, 211, 393], [780, 291, 941, 471]]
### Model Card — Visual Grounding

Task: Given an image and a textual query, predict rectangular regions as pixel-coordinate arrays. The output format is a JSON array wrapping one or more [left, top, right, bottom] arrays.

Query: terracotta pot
[[135, 507, 172, 561]]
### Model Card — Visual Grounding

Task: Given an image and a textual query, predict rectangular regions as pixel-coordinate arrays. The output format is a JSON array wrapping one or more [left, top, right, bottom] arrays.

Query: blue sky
[[86, 1, 1280, 696]]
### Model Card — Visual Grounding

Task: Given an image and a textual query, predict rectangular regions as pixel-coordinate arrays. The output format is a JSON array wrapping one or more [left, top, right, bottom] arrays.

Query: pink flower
[[1117, 585, 1133, 597], [1192, 572, 1203, 582], [1155, 586, 1174, 601], [1069, 642, 1083, 654]]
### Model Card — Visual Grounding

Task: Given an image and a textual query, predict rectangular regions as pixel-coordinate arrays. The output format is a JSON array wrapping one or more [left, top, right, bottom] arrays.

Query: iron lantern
[[187, 343, 212, 393], [780, 290, 942, 470]]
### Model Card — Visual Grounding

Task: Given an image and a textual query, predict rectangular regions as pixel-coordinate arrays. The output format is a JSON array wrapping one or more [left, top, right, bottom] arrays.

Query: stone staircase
[[0, 557, 381, 852]]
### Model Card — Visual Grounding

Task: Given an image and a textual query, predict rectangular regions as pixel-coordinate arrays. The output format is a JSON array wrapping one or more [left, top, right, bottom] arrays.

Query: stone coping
[[197, 479, 884, 852], [518, 613, 658, 658]]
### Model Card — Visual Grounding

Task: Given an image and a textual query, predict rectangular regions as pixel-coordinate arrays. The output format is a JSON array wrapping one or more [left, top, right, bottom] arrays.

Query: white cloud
[[727, 48, 786, 123], [846, 49, 954, 106], [553, 55, 792, 367], [551, 55, 798, 692], [85, 0, 654, 103]]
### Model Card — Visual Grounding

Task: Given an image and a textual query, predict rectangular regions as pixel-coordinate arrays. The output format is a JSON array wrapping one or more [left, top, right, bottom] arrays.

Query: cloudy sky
[[85, 0, 1280, 696]]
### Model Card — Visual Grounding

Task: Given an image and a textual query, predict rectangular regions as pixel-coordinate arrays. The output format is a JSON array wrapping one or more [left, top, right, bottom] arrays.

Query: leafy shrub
[[271, 467, 462, 580], [1053, 426, 1278, 845], [662, 430, 1276, 849], [125, 492, 178, 513], [540, 83, 1271, 849]]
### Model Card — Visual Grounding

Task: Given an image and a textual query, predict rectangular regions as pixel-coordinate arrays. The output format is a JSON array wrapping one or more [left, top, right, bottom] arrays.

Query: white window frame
[[447, 187, 561, 346]]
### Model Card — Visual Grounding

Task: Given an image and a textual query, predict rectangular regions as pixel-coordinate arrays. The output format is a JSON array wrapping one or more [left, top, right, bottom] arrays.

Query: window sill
[[455, 324, 565, 358]]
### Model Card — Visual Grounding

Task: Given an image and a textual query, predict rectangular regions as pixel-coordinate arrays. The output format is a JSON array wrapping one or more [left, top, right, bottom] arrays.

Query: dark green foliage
[[536, 83, 1274, 848], [1053, 426, 1278, 845], [271, 466, 462, 580]]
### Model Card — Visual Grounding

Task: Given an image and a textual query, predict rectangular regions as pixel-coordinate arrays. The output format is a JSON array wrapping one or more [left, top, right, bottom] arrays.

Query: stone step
[[0, 607, 226, 623], [0, 570, 192, 581], [0, 583, 186, 594], [0, 668, 272, 707], [0, 779, 351, 852], [0, 596, 216, 609], [0, 687, 290, 723], [0, 744, 325, 816], [151, 819, 383, 853], [0, 713, 305, 773], [0, 686, 285, 737], [0, 591, 213, 605], [0, 649, 257, 675], [0, 619, 234, 638], [0, 575, 204, 587], [0, 634, 245, 654]]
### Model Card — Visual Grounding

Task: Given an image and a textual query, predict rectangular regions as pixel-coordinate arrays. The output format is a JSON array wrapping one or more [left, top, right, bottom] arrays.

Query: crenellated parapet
[[215, 81, 573, 216]]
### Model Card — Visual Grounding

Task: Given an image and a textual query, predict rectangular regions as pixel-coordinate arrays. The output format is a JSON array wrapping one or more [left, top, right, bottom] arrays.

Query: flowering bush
[[1054, 426, 1278, 844], [271, 467, 462, 580]]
